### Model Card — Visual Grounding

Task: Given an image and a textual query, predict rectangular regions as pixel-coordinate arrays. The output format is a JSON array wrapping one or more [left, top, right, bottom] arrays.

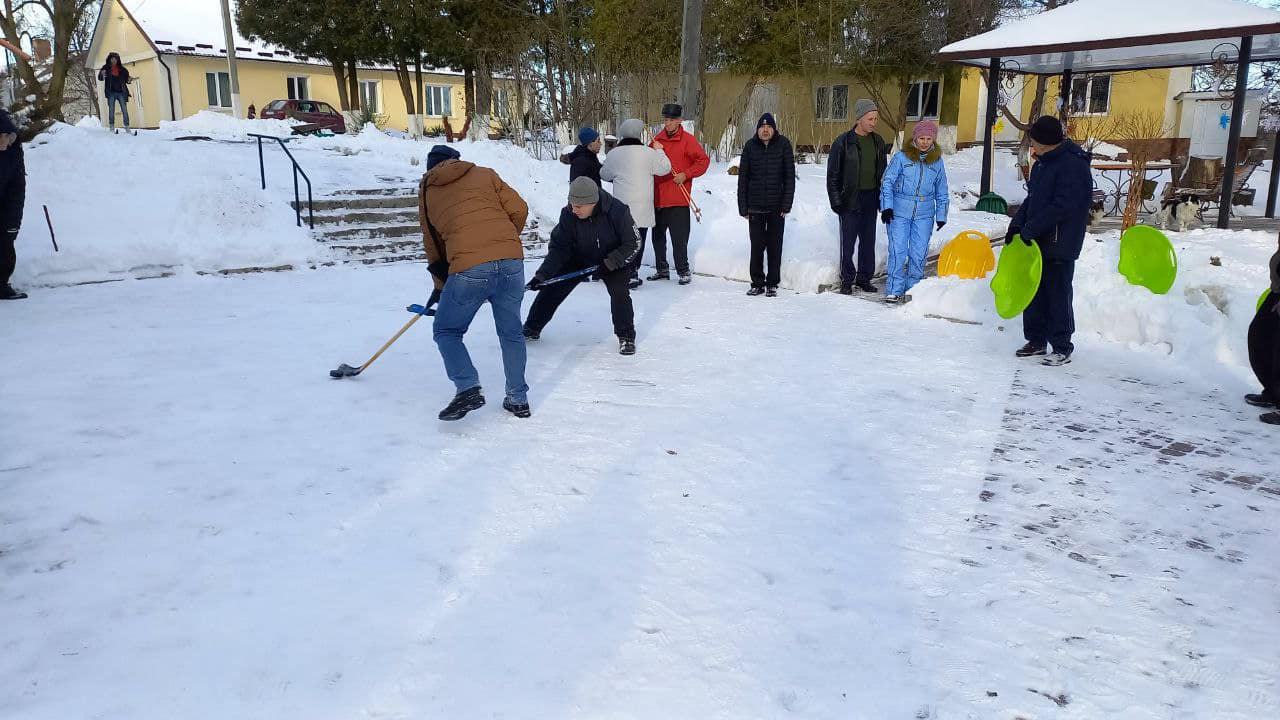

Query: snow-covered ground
[[2, 263, 1278, 719]]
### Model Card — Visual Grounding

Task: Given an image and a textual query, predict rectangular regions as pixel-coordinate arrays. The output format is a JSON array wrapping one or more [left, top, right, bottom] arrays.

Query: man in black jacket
[[1007, 116, 1093, 367], [827, 98, 889, 294], [737, 113, 795, 296], [524, 177, 641, 355], [568, 127, 603, 186], [0, 108, 25, 300]]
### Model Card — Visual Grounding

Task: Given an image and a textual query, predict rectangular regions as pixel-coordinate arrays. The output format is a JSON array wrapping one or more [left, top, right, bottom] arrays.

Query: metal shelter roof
[[937, 0, 1280, 74]]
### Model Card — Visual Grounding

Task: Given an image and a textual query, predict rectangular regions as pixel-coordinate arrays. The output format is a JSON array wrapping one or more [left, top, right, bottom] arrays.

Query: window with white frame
[[205, 72, 231, 108], [906, 80, 941, 120], [492, 87, 510, 116], [287, 76, 309, 100], [1070, 75, 1111, 115], [815, 84, 848, 121], [359, 80, 380, 112], [425, 85, 452, 117]]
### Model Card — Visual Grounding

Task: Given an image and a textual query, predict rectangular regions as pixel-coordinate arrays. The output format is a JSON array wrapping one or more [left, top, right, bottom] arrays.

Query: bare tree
[[1, 0, 100, 138]]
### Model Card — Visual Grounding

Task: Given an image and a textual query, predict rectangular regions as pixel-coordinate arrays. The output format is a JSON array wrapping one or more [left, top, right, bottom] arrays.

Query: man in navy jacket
[[1007, 116, 1092, 366]]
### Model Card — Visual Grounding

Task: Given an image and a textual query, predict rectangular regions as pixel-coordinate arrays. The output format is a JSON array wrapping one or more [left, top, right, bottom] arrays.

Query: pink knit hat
[[912, 120, 938, 141]]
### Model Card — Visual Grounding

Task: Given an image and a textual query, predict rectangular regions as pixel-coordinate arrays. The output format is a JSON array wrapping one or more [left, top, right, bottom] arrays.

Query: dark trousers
[[525, 265, 636, 340], [1249, 293, 1280, 400], [1, 170, 24, 287], [838, 190, 878, 285], [652, 206, 691, 274], [629, 227, 649, 278], [748, 213, 785, 288], [1023, 258, 1076, 355]]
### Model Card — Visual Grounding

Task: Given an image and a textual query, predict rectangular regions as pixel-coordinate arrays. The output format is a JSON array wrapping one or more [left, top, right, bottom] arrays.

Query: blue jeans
[[432, 259, 529, 403], [106, 92, 129, 128]]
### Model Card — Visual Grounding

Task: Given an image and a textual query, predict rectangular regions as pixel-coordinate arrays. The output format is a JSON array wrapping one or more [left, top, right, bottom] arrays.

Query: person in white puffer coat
[[601, 118, 672, 289]]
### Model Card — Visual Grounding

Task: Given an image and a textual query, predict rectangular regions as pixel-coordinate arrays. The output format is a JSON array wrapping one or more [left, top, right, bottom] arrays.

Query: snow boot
[[678, 272, 692, 285], [765, 287, 778, 297], [838, 284, 854, 295], [884, 294, 903, 304], [503, 397, 532, 419], [0, 284, 28, 300], [648, 270, 670, 281], [438, 387, 485, 421], [522, 325, 540, 341], [1245, 392, 1277, 408], [746, 286, 766, 296], [856, 280, 878, 293], [1261, 411, 1280, 426], [1042, 351, 1072, 367], [619, 338, 636, 356], [628, 275, 643, 290], [1015, 342, 1047, 358]]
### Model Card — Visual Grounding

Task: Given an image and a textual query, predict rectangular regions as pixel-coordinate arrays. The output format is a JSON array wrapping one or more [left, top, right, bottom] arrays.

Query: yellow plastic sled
[[937, 230, 996, 280]]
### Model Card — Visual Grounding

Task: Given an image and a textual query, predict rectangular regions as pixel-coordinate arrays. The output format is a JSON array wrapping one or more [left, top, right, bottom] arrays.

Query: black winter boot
[[522, 325, 540, 341], [503, 397, 532, 418], [619, 338, 636, 356], [1260, 411, 1280, 426], [0, 284, 27, 300], [439, 387, 485, 421], [1015, 342, 1047, 358], [647, 270, 670, 281], [746, 286, 765, 296], [1245, 392, 1277, 408], [765, 287, 778, 297]]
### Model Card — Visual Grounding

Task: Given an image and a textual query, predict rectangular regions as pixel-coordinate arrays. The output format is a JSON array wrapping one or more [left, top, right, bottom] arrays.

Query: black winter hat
[[1028, 116, 1065, 145], [757, 113, 777, 131], [427, 144, 461, 170], [661, 103, 683, 119]]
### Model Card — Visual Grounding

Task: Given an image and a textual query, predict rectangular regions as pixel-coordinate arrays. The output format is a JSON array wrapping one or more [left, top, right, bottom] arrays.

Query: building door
[[1190, 100, 1231, 159]]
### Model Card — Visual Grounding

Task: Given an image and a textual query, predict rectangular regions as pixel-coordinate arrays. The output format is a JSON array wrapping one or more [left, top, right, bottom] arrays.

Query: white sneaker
[[1042, 352, 1072, 367]]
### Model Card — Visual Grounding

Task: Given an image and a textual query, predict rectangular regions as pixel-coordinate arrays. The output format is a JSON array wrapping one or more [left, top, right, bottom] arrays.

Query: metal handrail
[[248, 133, 314, 229]]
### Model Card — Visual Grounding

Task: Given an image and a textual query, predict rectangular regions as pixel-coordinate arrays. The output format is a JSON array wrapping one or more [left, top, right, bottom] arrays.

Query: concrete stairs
[[296, 185, 546, 265]]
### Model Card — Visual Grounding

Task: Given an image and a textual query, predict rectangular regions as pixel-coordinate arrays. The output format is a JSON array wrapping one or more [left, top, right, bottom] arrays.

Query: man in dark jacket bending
[[1007, 116, 1093, 367], [524, 177, 641, 355], [737, 113, 795, 296]]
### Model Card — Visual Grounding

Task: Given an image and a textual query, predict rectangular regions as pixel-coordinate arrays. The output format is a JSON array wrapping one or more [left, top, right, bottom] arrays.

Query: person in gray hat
[[827, 98, 889, 294], [523, 176, 642, 355]]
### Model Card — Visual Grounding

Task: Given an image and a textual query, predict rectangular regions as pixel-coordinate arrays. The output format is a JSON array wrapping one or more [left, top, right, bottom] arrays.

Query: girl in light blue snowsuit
[[879, 120, 949, 302]]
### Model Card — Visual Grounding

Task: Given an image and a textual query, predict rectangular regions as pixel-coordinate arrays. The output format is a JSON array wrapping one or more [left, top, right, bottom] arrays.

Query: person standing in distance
[[0, 107, 25, 300], [649, 103, 709, 285], [601, 118, 671, 289], [736, 113, 795, 297], [827, 98, 889, 294], [569, 127, 603, 186]]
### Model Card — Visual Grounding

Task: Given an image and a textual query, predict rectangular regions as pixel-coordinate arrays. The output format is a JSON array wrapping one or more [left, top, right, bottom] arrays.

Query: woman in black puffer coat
[[737, 113, 795, 295]]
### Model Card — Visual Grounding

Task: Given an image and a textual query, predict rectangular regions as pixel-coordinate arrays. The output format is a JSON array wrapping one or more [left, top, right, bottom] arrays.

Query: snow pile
[[904, 228, 1277, 378], [946, 145, 1027, 204], [13, 123, 325, 286], [156, 110, 301, 141]]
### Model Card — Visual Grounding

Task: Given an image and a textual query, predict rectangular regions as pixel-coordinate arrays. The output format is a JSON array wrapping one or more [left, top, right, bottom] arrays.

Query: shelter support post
[[1267, 133, 1279, 218], [1219, 35, 1253, 229], [1060, 68, 1073, 120], [981, 56, 1000, 196]]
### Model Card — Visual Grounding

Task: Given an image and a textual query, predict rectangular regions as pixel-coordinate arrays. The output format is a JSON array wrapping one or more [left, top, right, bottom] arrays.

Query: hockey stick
[[527, 265, 599, 291], [330, 301, 435, 378]]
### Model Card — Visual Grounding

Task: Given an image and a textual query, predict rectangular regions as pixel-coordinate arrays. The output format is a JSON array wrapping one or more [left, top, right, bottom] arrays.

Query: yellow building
[[84, 0, 508, 133]]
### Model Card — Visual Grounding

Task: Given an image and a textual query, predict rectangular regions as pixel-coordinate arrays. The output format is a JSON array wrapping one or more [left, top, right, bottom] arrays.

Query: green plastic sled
[[990, 236, 1043, 319], [1261, 288, 1273, 312], [975, 192, 1008, 215], [1118, 225, 1178, 295]]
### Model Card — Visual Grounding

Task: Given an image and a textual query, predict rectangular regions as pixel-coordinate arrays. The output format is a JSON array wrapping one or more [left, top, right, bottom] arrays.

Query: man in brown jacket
[[419, 145, 532, 421]]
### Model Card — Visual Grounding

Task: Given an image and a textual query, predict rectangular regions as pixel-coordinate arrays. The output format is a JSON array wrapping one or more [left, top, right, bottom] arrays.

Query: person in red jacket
[[648, 103, 709, 285]]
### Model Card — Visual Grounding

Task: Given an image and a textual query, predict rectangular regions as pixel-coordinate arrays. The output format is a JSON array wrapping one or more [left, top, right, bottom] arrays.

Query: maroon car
[[259, 99, 347, 133]]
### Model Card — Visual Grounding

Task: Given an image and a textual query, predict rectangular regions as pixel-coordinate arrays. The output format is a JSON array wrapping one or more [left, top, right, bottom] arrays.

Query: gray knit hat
[[619, 118, 645, 140], [568, 176, 600, 205], [853, 98, 878, 122]]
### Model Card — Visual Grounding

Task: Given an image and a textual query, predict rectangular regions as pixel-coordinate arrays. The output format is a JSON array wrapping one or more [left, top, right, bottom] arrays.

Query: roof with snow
[[937, 0, 1280, 74], [108, 0, 463, 76]]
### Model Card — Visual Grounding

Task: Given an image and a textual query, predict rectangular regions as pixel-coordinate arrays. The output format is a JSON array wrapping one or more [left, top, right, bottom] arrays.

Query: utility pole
[[219, 0, 242, 117], [677, 0, 703, 131]]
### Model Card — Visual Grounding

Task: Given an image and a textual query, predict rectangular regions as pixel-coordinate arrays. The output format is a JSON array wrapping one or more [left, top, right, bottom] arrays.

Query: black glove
[[1020, 234, 1034, 246], [881, 209, 894, 225], [525, 277, 544, 291], [428, 288, 442, 308], [1005, 227, 1021, 245], [936, 220, 946, 231]]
